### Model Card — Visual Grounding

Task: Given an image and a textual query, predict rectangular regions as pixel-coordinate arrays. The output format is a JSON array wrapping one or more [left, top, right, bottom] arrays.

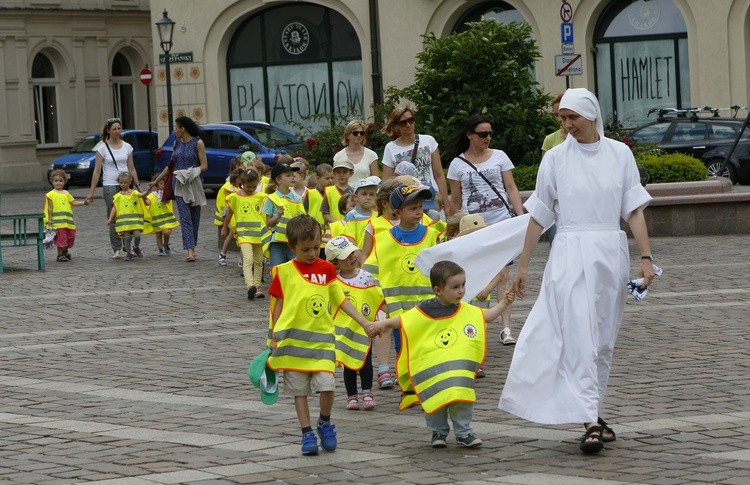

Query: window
[[630, 123, 669, 143], [671, 123, 706, 142], [710, 123, 739, 140], [594, 0, 688, 128], [453, 1, 524, 31], [227, 3, 363, 133], [112, 52, 135, 129], [32, 53, 59, 146]]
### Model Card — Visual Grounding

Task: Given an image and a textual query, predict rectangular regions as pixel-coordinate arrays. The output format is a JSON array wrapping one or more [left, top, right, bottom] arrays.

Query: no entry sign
[[140, 68, 153, 85]]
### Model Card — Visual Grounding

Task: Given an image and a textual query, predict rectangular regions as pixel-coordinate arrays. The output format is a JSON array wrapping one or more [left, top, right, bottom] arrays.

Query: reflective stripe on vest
[[267, 261, 338, 373], [364, 227, 439, 316], [51, 210, 74, 227], [332, 281, 384, 370], [268, 193, 305, 243], [235, 221, 265, 239], [399, 304, 486, 413]]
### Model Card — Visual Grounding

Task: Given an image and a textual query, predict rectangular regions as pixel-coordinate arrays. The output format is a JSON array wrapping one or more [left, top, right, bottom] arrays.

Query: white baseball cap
[[354, 175, 381, 192], [325, 236, 359, 261]]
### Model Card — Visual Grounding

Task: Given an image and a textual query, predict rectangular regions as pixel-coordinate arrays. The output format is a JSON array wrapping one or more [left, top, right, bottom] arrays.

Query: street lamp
[[156, 9, 175, 134]]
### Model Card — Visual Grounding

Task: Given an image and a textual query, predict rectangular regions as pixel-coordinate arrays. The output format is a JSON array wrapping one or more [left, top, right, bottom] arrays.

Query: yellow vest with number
[[44, 190, 75, 229], [267, 192, 306, 243], [267, 261, 343, 373], [397, 303, 486, 413], [332, 280, 384, 370], [362, 225, 439, 316]]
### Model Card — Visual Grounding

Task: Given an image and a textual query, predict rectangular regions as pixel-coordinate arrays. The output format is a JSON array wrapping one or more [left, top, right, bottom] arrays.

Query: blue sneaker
[[317, 421, 337, 452], [301, 431, 318, 455]]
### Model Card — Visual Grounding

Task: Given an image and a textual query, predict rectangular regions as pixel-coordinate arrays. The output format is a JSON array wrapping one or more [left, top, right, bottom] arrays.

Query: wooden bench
[[0, 193, 46, 272]]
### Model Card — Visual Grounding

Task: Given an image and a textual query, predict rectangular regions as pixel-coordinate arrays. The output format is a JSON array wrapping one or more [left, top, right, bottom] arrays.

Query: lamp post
[[156, 9, 175, 134]]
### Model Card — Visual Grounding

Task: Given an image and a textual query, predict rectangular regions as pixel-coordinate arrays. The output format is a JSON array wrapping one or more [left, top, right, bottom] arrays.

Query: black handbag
[[457, 155, 517, 216]]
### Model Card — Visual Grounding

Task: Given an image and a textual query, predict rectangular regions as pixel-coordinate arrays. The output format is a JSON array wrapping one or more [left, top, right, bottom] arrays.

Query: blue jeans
[[269, 242, 295, 268], [425, 401, 474, 438]]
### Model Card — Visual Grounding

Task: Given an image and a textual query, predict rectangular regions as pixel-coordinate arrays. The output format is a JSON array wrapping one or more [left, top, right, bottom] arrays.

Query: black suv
[[628, 109, 750, 184]]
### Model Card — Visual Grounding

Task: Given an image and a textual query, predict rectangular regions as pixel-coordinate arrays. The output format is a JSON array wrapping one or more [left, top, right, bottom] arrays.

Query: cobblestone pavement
[[1, 187, 749, 484]]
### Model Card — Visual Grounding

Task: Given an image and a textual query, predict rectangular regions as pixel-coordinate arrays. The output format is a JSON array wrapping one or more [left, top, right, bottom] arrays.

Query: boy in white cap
[[343, 175, 380, 248]]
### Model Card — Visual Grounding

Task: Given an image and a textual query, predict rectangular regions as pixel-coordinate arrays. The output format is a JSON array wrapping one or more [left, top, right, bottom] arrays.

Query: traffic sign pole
[[140, 66, 155, 175]]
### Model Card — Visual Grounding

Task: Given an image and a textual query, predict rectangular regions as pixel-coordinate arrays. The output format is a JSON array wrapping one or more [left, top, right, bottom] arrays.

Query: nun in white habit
[[498, 88, 655, 454]]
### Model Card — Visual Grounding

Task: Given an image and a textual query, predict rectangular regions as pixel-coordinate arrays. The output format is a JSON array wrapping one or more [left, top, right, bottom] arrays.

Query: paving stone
[[1, 188, 750, 484]]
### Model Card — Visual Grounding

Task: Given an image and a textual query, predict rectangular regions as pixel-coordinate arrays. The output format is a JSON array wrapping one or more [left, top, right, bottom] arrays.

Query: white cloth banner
[[414, 214, 531, 302]]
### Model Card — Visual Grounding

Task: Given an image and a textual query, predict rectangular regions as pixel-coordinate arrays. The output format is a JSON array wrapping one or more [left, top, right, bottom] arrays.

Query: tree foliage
[[396, 20, 556, 166]]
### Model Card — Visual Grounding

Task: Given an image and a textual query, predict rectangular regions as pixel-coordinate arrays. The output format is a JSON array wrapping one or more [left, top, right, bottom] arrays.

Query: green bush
[[396, 20, 556, 166], [637, 153, 707, 183], [513, 164, 540, 191]]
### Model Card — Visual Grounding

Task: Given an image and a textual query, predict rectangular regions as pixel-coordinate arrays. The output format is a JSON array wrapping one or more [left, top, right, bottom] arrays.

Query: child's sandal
[[377, 370, 394, 389], [362, 392, 375, 410], [346, 395, 359, 410], [56, 255, 68, 262]]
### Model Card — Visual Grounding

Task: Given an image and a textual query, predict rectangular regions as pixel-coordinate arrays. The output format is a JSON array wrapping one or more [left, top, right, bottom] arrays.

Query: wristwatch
[[641, 255, 653, 261]]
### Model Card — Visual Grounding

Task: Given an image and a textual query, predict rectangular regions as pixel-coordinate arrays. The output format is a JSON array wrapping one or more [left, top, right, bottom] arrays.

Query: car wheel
[[705, 158, 737, 184]]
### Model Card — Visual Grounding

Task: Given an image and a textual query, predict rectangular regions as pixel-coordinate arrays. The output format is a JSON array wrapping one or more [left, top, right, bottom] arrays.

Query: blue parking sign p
[[561, 22, 574, 43]]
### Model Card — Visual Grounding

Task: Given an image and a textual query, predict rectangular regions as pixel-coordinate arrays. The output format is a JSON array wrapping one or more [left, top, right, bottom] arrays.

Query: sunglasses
[[473, 130, 494, 138], [106, 117, 121, 126], [351, 130, 366, 136], [396, 117, 415, 127]]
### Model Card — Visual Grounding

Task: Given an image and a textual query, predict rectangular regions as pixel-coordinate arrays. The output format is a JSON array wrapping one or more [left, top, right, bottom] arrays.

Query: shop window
[[594, 0, 688, 128], [227, 3, 363, 133]]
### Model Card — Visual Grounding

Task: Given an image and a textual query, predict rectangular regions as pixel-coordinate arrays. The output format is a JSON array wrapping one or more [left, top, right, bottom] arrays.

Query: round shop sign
[[282, 22, 310, 55]]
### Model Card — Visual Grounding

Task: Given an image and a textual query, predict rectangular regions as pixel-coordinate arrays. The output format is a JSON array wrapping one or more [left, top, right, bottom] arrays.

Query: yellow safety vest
[[228, 192, 268, 245], [362, 225, 440, 316], [147, 193, 179, 232], [397, 303, 486, 413], [267, 261, 345, 373], [112, 191, 145, 232], [44, 190, 75, 229], [267, 192, 306, 243], [325, 220, 349, 241], [323, 185, 349, 221], [305, 188, 325, 227], [214, 180, 233, 226], [342, 216, 372, 249], [332, 280, 384, 370]]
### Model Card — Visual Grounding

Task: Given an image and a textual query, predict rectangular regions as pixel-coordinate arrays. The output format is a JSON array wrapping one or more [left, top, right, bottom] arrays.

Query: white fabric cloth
[[414, 214, 530, 302], [560, 88, 604, 138], [382, 134, 439, 189], [447, 149, 515, 225], [96, 141, 134, 186], [174, 167, 206, 207], [498, 135, 651, 425], [333, 147, 378, 187]]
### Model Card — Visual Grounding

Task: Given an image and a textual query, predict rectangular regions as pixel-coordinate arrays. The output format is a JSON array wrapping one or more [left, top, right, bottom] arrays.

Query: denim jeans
[[269, 242, 295, 268], [425, 401, 474, 438]]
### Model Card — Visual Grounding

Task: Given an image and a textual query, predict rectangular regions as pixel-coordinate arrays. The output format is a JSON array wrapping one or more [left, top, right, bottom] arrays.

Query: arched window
[[594, 0, 688, 127], [453, 1, 524, 31], [227, 3, 363, 132], [112, 52, 135, 129], [32, 53, 59, 145]]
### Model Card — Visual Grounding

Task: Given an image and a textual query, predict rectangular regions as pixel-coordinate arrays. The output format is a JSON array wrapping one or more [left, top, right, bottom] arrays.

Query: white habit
[[498, 134, 651, 424]]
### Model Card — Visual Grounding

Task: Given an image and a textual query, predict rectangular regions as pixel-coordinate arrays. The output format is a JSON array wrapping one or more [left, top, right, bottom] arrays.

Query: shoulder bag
[[104, 141, 136, 189], [161, 143, 177, 202], [457, 155, 516, 217]]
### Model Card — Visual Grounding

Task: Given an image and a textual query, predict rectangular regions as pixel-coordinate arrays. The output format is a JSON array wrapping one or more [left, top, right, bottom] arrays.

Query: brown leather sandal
[[579, 425, 604, 454]]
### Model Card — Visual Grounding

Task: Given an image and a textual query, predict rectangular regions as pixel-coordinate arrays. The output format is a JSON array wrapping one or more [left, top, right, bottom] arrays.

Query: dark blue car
[[47, 130, 158, 186], [155, 121, 304, 189]]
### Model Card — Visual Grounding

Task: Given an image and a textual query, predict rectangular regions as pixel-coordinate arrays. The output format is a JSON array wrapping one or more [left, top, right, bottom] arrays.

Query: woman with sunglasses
[[445, 114, 525, 347], [85, 117, 142, 259], [381, 103, 451, 215], [332, 120, 379, 187]]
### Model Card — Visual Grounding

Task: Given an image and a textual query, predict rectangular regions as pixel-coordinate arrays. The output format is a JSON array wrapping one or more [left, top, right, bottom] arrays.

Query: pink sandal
[[362, 392, 375, 410], [346, 395, 359, 410], [377, 369, 394, 389]]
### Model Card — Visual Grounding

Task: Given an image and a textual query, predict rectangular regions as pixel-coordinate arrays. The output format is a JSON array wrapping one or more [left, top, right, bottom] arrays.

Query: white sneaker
[[112, 249, 122, 259]]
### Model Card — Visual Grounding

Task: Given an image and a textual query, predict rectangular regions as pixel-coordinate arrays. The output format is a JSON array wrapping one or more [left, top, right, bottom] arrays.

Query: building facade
[[3, 0, 750, 184]]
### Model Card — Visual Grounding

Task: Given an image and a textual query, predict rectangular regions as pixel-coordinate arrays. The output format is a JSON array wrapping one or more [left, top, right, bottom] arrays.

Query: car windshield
[[241, 125, 299, 148], [629, 124, 669, 144], [71, 135, 101, 153]]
